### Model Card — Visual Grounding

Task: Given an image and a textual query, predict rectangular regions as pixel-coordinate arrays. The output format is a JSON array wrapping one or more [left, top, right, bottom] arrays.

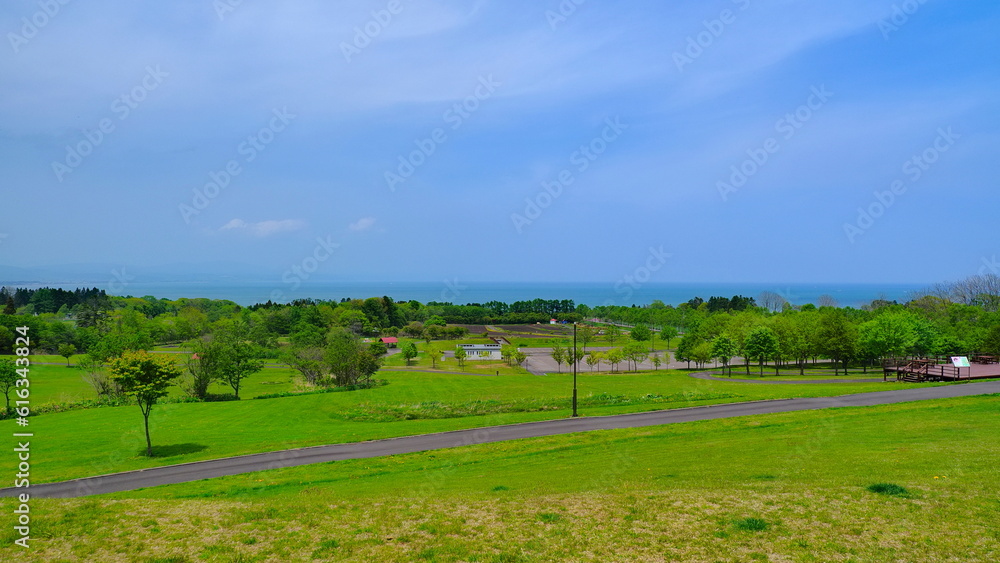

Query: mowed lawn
[[2, 395, 998, 562], [6, 355, 299, 405], [0, 369, 941, 484]]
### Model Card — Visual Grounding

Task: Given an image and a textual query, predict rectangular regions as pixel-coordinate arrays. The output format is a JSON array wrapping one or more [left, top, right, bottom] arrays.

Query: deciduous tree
[[711, 335, 737, 376], [550, 344, 566, 373], [58, 343, 76, 366], [109, 351, 182, 457], [401, 341, 418, 365], [0, 359, 18, 414], [745, 326, 779, 377]]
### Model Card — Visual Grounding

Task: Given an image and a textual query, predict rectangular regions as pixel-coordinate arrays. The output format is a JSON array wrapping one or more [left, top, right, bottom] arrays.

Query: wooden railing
[[883, 359, 962, 382]]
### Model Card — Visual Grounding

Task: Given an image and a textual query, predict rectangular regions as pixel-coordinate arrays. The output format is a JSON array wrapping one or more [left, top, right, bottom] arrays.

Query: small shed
[[379, 337, 399, 348], [458, 343, 502, 360]]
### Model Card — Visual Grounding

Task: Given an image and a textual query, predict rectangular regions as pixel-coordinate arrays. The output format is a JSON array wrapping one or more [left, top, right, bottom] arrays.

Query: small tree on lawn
[[651, 353, 662, 370], [711, 335, 738, 376], [630, 324, 652, 343], [660, 326, 679, 349], [605, 325, 621, 345], [692, 342, 713, 369], [513, 350, 528, 367], [745, 326, 779, 377], [109, 351, 182, 457], [401, 342, 418, 365], [454, 346, 467, 369], [579, 325, 596, 353], [426, 344, 443, 368], [550, 344, 566, 373], [58, 344, 77, 366], [606, 348, 624, 372], [0, 359, 18, 414], [586, 351, 600, 372], [566, 346, 582, 372]]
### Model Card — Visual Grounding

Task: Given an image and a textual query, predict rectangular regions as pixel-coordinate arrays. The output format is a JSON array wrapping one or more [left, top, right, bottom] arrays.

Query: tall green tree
[[711, 335, 738, 376], [401, 341, 418, 365], [0, 358, 19, 414], [691, 341, 714, 369], [818, 311, 858, 375], [745, 326, 779, 377], [578, 324, 596, 353], [109, 351, 182, 457], [606, 348, 624, 372], [623, 341, 648, 372], [659, 325, 679, 349], [425, 343, 443, 368], [58, 343, 77, 366], [857, 312, 918, 364], [209, 321, 265, 399], [630, 324, 652, 342], [605, 324, 621, 345], [675, 334, 701, 369], [981, 325, 1000, 357], [550, 344, 566, 373], [324, 331, 383, 386]]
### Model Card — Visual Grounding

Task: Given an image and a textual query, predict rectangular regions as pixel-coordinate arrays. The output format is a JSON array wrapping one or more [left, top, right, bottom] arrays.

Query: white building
[[458, 343, 502, 360]]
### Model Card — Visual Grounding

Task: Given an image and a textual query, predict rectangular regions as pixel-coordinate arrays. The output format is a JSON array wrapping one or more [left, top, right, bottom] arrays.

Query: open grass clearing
[[0, 370, 940, 484], [3, 395, 998, 562]]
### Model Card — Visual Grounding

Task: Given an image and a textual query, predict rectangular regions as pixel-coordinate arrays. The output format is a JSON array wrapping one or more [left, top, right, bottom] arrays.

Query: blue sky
[[1, 0, 998, 286]]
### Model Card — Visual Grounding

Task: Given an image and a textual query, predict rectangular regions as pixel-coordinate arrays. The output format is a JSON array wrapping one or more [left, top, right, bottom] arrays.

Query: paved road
[[688, 371, 884, 384], [5, 381, 998, 499]]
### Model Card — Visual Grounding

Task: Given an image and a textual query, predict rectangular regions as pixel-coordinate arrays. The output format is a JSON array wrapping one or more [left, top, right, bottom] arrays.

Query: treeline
[[1, 286, 107, 315], [666, 297, 1000, 376]]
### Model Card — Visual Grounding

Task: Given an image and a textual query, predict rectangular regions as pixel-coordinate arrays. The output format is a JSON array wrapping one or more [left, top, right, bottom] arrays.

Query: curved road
[[688, 371, 884, 384], [4, 381, 998, 499]]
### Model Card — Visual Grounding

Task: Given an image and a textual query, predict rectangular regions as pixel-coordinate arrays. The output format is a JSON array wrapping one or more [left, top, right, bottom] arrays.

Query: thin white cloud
[[349, 217, 377, 232], [219, 219, 306, 237]]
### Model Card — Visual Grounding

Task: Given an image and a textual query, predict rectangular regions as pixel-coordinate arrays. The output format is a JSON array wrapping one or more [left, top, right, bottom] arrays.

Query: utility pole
[[572, 322, 578, 417]]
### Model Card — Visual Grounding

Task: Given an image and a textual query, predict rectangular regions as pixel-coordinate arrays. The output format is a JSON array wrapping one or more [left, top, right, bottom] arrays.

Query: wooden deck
[[883, 360, 1000, 382]]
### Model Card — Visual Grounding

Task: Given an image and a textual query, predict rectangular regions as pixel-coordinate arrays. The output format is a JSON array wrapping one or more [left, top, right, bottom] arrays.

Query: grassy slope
[[14, 361, 300, 405], [1, 369, 939, 484], [2, 395, 998, 562]]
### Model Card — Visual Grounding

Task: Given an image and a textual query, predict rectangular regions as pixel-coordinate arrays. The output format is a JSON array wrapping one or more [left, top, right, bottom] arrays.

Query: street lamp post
[[572, 322, 578, 417]]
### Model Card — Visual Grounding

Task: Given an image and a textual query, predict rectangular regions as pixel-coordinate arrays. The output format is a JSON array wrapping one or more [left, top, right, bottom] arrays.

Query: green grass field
[[1, 369, 938, 484], [11, 360, 300, 406], [2, 395, 997, 562]]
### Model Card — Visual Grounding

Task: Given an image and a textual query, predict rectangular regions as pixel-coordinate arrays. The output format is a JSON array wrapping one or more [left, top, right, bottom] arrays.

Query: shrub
[[867, 483, 911, 497], [732, 517, 770, 532]]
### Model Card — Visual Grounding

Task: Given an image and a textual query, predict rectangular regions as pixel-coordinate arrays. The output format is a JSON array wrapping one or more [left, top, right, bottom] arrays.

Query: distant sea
[[12, 281, 931, 308]]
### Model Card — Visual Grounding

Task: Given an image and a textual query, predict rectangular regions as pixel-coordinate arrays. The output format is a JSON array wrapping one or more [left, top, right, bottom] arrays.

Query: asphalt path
[[688, 372, 884, 384], [5, 381, 998, 499]]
